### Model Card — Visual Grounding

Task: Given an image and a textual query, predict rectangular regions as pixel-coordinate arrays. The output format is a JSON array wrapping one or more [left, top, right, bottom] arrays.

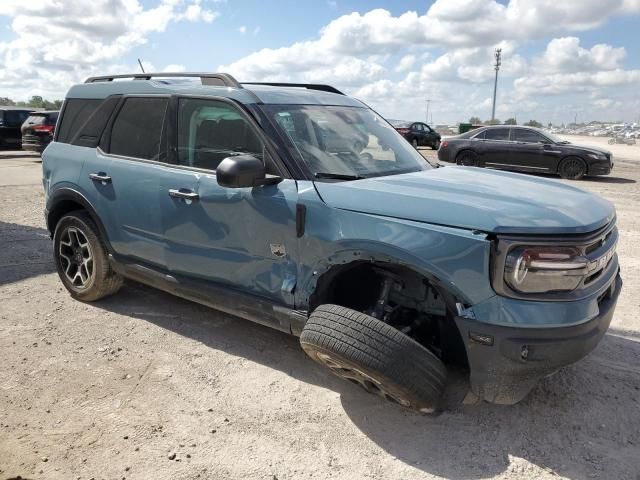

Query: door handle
[[168, 189, 199, 201], [89, 172, 112, 184]]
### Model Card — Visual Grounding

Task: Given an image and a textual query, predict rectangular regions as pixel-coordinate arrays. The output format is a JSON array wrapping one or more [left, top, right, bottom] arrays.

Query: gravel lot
[[1, 137, 639, 480]]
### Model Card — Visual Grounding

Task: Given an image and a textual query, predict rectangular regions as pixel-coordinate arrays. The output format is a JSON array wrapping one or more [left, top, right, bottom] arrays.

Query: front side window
[[513, 128, 548, 144], [109, 97, 168, 160], [484, 128, 510, 141], [264, 105, 431, 179], [177, 98, 266, 171]]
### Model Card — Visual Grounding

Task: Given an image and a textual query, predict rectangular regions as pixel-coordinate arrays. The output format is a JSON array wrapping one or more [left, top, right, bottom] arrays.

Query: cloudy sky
[[1, 0, 639, 124]]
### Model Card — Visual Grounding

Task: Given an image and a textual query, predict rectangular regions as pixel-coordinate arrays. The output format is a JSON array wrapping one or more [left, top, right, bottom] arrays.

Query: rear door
[[162, 96, 299, 306], [86, 96, 172, 267], [478, 127, 512, 167]]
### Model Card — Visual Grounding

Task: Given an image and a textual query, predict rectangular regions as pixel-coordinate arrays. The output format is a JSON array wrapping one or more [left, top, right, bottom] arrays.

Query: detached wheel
[[53, 211, 123, 301], [456, 150, 478, 166], [411, 138, 418, 149], [558, 156, 586, 180], [300, 305, 447, 413]]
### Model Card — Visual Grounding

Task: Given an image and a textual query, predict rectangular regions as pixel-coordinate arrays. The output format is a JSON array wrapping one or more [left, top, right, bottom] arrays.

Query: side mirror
[[216, 154, 282, 188]]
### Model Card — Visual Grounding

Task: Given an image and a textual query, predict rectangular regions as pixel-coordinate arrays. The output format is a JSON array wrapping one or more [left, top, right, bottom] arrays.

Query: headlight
[[504, 246, 588, 294], [587, 153, 606, 160]]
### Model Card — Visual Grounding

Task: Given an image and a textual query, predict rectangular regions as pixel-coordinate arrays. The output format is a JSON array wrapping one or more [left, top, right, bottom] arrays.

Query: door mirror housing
[[216, 154, 282, 188]]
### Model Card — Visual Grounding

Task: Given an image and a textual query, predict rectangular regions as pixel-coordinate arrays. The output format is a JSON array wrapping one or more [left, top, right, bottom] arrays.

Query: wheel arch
[[47, 188, 112, 252], [306, 257, 471, 369], [557, 154, 587, 174]]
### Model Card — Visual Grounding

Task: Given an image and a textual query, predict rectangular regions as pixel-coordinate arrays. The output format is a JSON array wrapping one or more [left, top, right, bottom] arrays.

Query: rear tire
[[558, 156, 586, 180], [431, 140, 441, 150], [456, 150, 478, 167], [300, 304, 447, 413], [53, 211, 123, 301]]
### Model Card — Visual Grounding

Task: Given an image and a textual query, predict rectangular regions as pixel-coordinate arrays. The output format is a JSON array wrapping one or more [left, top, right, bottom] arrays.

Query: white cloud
[[395, 54, 416, 72], [535, 37, 626, 73], [238, 25, 247, 34], [0, 0, 219, 100]]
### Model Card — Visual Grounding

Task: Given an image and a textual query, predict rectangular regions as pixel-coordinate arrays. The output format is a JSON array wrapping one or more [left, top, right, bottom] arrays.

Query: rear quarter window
[[56, 99, 102, 143]]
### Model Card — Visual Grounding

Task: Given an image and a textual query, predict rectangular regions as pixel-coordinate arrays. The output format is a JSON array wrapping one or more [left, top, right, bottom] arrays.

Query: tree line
[[0, 96, 63, 110], [468, 116, 544, 128]]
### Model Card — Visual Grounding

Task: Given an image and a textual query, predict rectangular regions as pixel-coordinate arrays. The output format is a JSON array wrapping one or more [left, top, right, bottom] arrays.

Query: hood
[[314, 167, 615, 234], [563, 142, 611, 156]]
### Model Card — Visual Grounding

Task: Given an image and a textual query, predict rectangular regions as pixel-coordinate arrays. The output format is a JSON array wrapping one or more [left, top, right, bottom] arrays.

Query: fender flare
[[46, 187, 113, 252], [300, 247, 476, 311]]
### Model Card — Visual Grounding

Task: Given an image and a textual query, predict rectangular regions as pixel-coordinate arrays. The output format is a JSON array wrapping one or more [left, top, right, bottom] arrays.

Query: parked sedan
[[21, 111, 59, 153], [391, 120, 441, 150], [437, 125, 612, 180]]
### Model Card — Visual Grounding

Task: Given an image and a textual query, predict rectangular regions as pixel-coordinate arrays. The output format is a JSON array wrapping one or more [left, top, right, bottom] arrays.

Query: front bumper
[[589, 158, 613, 176], [455, 272, 622, 405]]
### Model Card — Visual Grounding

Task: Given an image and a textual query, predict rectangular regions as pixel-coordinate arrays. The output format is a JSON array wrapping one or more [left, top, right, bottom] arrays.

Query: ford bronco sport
[[42, 73, 622, 412]]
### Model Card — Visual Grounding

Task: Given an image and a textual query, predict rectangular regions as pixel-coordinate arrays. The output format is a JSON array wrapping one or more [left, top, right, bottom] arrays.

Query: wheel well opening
[[309, 261, 469, 370], [48, 200, 85, 235]]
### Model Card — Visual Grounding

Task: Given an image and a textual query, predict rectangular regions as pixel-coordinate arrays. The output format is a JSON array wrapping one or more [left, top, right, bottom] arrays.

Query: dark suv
[[21, 111, 59, 153], [42, 73, 621, 412], [0, 107, 33, 149], [391, 120, 441, 149]]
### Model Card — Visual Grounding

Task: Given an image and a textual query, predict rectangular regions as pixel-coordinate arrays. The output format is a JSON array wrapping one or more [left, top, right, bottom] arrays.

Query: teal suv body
[[42, 73, 622, 411]]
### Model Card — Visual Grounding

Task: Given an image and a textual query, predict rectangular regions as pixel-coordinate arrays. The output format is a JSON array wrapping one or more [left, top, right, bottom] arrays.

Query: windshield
[[263, 105, 432, 179]]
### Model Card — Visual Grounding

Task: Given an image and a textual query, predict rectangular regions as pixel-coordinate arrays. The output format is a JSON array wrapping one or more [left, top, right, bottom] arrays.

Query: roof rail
[[241, 82, 344, 95], [84, 72, 242, 88]]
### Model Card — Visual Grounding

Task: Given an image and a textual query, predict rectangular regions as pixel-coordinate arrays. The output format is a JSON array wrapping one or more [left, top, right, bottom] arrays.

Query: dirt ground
[[1, 137, 639, 480]]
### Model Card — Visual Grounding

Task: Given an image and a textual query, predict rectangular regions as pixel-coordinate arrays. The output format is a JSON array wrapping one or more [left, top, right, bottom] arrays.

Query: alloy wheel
[[58, 226, 94, 289], [315, 351, 412, 407]]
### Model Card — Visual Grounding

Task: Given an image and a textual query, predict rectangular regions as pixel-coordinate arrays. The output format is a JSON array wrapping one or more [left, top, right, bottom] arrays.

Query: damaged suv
[[42, 73, 622, 412]]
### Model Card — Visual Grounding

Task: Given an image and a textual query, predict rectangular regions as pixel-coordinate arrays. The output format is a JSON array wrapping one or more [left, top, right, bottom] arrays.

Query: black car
[[0, 107, 33, 150], [437, 125, 613, 180], [391, 120, 441, 150], [21, 111, 59, 153]]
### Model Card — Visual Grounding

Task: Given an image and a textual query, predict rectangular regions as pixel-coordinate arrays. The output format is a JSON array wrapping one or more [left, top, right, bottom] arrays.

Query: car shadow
[[93, 281, 640, 480], [583, 176, 636, 184], [0, 221, 55, 286]]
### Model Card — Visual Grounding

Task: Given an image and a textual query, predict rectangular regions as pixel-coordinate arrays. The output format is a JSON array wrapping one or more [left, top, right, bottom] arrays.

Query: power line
[[491, 48, 501, 122]]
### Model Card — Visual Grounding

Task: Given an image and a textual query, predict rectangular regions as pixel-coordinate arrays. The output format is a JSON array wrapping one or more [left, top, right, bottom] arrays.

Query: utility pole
[[491, 48, 502, 123], [425, 99, 431, 124]]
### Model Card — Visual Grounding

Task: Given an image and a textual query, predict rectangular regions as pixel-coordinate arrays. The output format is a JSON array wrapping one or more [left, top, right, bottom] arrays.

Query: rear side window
[[109, 97, 168, 161], [57, 99, 101, 143], [484, 128, 510, 141]]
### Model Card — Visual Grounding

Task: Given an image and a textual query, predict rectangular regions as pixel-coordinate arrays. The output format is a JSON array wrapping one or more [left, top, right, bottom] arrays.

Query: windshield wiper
[[314, 172, 366, 181]]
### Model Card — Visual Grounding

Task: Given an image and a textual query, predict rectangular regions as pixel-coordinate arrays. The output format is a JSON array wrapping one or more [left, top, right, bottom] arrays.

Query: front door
[[162, 96, 299, 307], [510, 128, 554, 172]]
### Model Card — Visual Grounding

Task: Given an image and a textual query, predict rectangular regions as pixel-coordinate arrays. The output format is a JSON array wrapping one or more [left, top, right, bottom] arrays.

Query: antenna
[[137, 59, 146, 73], [491, 48, 502, 122]]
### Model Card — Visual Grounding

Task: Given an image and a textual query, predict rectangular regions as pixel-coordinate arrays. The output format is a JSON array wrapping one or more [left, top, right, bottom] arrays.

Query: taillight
[[441, 141, 449, 148], [396, 128, 410, 134], [32, 125, 54, 134]]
